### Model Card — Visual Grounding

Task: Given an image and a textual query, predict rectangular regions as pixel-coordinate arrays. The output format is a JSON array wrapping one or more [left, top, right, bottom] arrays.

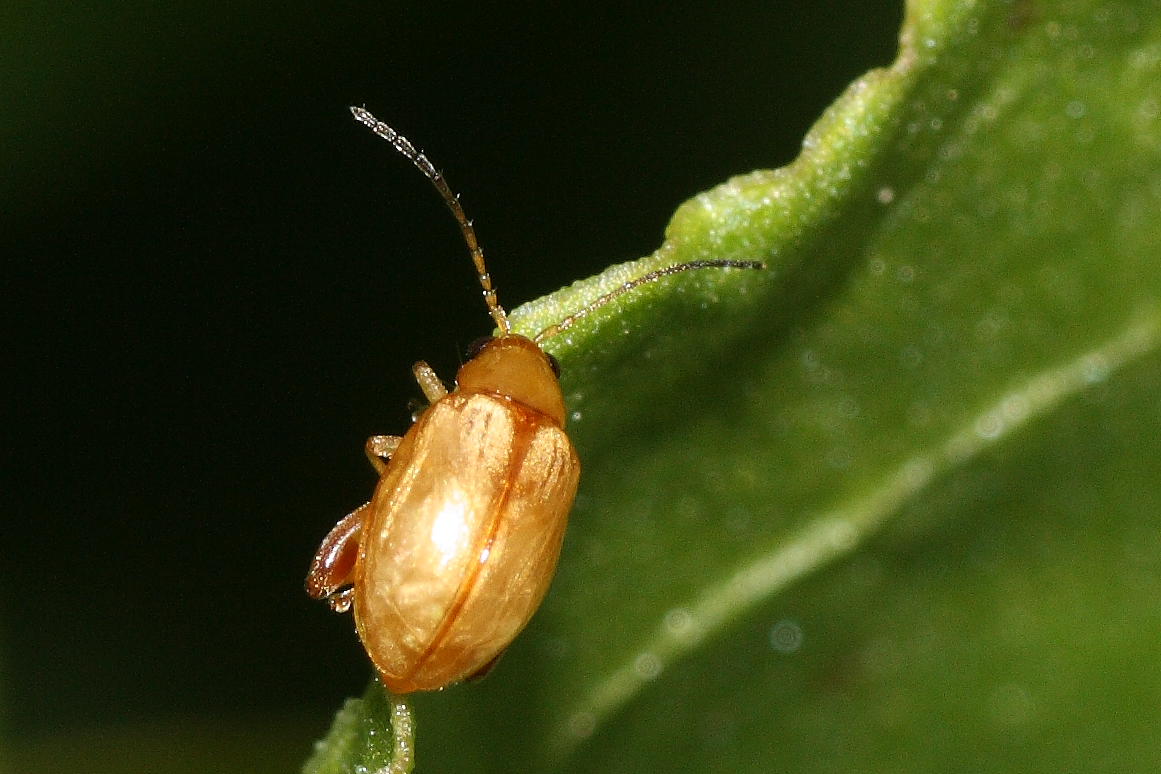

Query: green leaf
[[307, 0, 1161, 771], [303, 686, 415, 774]]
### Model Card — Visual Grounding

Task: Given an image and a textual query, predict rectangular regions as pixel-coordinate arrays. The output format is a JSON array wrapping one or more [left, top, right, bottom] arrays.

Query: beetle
[[306, 106, 765, 693]]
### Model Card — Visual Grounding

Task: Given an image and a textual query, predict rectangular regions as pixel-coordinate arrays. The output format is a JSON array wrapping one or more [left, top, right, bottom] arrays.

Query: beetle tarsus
[[326, 587, 356, 614], [365, 435, 403, 474], [412, 361, 448, 403]]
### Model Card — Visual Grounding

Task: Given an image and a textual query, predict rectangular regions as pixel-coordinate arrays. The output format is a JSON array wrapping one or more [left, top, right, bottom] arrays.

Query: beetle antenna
[[351, 106, 511, 336], [533, 259, 766, 343]]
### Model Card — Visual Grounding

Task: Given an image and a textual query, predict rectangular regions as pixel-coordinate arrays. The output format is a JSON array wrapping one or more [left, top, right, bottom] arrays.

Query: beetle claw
[[326, 587, 355, 614]]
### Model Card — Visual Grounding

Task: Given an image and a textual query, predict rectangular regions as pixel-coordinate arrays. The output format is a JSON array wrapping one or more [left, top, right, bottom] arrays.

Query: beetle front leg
[[365, 435, 403, 474], [306, 503, 369, 613], [412, 361, 448, 403]]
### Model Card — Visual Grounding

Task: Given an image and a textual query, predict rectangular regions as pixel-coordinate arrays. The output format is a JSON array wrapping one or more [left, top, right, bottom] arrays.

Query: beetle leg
[[412, 360, 448, 403], [465, 649, 506, 683], [305, 503, 368, 611], [324, 587, 356, 614], [365, 435, 403, 474]]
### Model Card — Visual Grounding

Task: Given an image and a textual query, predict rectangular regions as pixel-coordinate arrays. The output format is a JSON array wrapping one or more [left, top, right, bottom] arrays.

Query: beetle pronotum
[[306, 106, 765, 695]]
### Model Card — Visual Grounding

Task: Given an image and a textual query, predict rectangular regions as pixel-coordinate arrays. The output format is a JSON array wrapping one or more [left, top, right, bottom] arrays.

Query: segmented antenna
[[351, 106, 511, 336], [533, 259, 765, 343]]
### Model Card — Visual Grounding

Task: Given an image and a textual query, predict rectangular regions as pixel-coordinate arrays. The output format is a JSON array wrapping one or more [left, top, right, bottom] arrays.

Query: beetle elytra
[[306, 106, 764, 693]]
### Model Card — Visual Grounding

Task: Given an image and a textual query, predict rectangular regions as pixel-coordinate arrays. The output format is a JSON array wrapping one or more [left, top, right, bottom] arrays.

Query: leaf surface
[[307, 1, 1161, 770]]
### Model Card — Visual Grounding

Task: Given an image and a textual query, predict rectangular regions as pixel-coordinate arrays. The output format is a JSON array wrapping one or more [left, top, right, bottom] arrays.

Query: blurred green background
[[4, 2, 899, 771]]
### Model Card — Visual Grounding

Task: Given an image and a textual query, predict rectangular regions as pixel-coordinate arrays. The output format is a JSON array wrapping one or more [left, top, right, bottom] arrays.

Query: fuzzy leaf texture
[[305, 1, 1161, 771]]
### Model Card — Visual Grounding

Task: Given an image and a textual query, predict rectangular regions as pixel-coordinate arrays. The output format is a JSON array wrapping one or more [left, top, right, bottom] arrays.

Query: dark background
[[5, 2, 899, 769]]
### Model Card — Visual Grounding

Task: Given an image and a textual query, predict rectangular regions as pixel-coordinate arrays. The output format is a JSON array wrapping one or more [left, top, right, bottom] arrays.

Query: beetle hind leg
[[465, 649, 506, 683], [306, 503, 368, 612]]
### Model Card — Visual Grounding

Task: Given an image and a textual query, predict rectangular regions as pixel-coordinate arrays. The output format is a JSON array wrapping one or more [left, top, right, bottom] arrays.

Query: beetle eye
[[465, 336, 494, 361], [546, 352, 562, 378]]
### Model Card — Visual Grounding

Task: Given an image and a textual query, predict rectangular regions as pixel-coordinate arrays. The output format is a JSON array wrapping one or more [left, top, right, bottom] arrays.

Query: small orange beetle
[[306, 106, 764, 693]]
